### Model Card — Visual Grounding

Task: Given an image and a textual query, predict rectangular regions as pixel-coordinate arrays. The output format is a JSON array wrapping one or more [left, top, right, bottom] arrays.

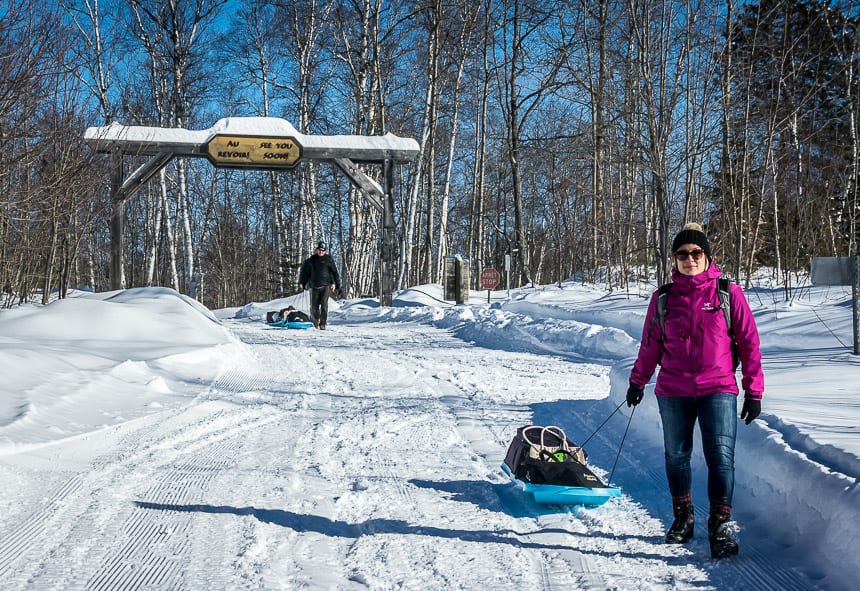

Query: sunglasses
[[674, 249, 705, 261]]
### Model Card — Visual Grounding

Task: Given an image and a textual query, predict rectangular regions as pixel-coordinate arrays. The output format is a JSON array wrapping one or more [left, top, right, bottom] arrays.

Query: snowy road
[[0, 314, 833, 589]]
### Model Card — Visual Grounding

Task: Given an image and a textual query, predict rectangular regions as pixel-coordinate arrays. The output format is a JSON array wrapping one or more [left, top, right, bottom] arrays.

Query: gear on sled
[[266, 306, 315, 329], [502, 425, 621, 507]]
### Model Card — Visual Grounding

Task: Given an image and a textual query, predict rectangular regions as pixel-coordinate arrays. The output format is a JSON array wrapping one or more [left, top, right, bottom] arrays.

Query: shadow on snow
[[133, 500, 684, 564]]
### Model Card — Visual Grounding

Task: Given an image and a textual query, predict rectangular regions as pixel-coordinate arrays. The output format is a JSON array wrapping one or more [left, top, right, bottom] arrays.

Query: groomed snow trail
[[0, 316, 822, 589]]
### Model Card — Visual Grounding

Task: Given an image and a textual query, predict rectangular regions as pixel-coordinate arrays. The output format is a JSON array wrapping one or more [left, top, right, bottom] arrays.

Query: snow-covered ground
[[0, 279, 857, 590]]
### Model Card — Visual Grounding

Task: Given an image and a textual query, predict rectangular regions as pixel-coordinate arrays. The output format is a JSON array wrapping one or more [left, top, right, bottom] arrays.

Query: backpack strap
[[717, 277, 740, 370], [648, 283, 673, 344], [717, 277, 732, 336]]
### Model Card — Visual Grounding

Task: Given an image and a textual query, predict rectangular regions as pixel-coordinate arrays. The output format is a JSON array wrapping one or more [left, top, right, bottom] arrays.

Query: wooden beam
[[84, 119, 420, 163], [333, 158, 384, 212], [119, 150, 175, 202]]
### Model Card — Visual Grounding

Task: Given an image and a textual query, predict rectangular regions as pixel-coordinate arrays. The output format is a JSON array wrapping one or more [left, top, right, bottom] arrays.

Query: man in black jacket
[[298, 241, 341, 330]]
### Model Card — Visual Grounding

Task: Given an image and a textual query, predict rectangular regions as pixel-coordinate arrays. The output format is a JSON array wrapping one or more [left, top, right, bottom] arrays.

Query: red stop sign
[[481, 268, 500, 289]]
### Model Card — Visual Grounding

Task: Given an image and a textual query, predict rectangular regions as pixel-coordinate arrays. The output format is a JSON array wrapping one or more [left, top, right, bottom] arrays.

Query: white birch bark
[[436, 3, 477, 283]]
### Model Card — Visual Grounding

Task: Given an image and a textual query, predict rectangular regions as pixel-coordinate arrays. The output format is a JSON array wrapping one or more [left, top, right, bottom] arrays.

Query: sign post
[[811, 255, 860, 355], [481, 268, 500, 303]]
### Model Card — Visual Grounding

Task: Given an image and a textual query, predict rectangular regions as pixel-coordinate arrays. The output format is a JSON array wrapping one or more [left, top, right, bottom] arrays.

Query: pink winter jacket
[[629, 263, 764, 400]]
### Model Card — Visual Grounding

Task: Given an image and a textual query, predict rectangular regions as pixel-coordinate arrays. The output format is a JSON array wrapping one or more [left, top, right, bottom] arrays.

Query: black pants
[[309, 286, 331, 327]]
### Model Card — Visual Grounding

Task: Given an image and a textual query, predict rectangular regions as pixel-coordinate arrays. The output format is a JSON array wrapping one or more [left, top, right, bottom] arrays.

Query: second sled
[[266, 319, 315, 329]]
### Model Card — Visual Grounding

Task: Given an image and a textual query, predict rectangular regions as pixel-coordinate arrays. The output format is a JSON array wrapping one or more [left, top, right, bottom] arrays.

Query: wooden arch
[[83, 117, 419, 306]]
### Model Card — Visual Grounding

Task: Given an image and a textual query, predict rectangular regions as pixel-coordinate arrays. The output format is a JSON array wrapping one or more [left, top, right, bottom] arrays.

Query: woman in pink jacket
[[627, 223, 764, 559]]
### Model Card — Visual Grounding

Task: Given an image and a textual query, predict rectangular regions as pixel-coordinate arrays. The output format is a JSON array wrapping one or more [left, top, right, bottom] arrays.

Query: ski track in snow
[[0, 316, 832, 589]]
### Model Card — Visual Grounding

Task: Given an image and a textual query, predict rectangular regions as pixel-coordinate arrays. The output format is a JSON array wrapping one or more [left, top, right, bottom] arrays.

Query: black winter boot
[[708, 511, 739, 559], [665, 502, 694, 544]]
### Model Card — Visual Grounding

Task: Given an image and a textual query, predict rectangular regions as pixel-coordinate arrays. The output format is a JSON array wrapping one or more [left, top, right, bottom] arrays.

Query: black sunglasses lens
[[675, 250, 703, 260]]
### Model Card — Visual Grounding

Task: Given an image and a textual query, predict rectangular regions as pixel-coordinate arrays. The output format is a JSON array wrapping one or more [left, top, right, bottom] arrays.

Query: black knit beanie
[[671, 223, 711, 258]]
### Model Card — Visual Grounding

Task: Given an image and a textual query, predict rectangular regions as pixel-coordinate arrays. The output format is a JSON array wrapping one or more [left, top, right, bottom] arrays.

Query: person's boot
[[665, 502, 694, 544], [708, 511, 739, 559]]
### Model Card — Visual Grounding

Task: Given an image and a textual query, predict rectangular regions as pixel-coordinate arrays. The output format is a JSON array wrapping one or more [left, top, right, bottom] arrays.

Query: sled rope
[[579, 400, 625, 448], [608, 405, 636, 483], [577, 399, 636, 484]]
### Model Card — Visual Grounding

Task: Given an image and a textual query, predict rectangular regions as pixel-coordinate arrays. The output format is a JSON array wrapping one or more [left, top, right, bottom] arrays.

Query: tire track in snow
[[351, 328, 602, 588], [0, 476, 85, 583], [84, 399, 281, 590], [530, 550, 555, 591], [205, 331, 367, 589], [244, 322, 544, 588], [1, 360, 281, 591], [0, 327, 347, 589], [0, 409, 191, 589]]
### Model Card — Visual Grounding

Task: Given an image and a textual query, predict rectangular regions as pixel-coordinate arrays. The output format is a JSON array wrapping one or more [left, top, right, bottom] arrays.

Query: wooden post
[[381, 159, 395, 307], [109, 150, 125, 290]]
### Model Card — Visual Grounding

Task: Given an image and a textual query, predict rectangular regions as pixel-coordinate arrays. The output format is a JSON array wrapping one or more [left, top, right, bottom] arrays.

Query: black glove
[[626, 382, 645, 407], [740, 398, 761, 424]]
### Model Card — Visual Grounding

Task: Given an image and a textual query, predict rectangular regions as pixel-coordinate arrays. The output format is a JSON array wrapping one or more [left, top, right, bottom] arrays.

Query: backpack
[[654, 277, 739, 370], [286, 310, 311, 323]]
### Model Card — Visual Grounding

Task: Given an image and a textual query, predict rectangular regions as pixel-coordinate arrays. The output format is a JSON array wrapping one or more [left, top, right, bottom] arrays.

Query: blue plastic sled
[[501, 463, 621, 507], [266, 319, 315, 329]]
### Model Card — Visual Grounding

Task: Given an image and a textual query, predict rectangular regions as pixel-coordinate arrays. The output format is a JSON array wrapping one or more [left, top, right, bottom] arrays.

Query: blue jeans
[[656, 393, 737, 509]]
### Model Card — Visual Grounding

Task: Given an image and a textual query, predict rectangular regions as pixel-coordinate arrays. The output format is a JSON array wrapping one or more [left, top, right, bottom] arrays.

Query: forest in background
[[1, 0, 858, 309]]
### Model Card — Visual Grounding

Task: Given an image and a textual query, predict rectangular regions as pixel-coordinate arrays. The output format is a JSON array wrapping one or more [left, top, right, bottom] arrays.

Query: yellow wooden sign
[[204, 134, 302, 168]]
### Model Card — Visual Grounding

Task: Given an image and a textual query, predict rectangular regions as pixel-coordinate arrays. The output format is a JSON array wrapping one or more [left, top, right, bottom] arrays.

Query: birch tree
[[627, 0, 696, 282], [435, 2, 482, 282], [333, 0, 390, 295], [826, 1, 860, 254], [494, 0, 564, 286], [398, 1, 438, 289], [1, 2, 77, 304], [555, 0, 613, 283], [228, 1, 288, 293], [127, 0, 228, 299], [62, 0, 120, 126], [466, 0, 494, 285], [277, 0, 336, 266], [125, 6, 178, 291]]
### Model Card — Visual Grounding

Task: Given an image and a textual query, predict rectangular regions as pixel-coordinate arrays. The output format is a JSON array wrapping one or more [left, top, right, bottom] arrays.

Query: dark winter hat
[[316, 241, 326, 250], [671, 223, 711, 258]]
